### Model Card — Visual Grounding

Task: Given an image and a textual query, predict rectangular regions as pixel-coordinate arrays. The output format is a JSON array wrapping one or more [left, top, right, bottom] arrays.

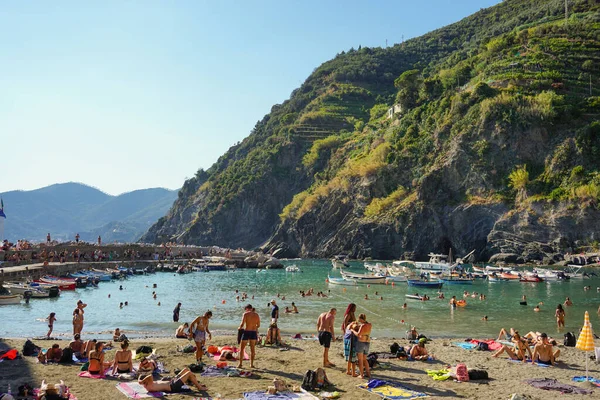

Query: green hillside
[[143, 0, 600, 262]]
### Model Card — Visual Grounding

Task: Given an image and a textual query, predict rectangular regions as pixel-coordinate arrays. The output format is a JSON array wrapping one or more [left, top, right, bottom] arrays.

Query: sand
[[1, 335, 599, 400]]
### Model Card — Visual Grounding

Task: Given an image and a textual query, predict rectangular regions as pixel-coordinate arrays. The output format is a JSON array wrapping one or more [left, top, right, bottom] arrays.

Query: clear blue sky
[[0, 0, 500, 195]]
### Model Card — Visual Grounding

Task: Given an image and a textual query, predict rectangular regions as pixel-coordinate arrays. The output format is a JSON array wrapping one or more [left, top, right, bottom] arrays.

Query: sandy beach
[[1, 334, 599, 400]]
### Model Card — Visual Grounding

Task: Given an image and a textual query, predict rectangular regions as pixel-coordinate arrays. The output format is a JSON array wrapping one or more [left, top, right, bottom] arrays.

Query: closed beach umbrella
[[575, 311, 595, 380]]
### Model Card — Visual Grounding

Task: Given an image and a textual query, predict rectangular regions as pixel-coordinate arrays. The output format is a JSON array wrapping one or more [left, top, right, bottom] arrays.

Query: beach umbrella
[[575, 311, 595, 380]]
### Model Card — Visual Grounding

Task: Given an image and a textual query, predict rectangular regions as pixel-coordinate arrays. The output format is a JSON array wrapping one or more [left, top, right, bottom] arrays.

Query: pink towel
[[211, 347, 250, 361], [469, 339, 502, 351], [78, 368, 110, 379]]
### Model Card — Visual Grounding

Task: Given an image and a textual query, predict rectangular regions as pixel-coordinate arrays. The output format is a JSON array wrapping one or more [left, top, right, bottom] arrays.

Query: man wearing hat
[[410, 338, 430, 360], [270, 299, 279, 324]]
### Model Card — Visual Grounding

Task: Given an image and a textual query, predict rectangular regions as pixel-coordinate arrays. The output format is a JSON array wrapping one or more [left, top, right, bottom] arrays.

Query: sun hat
[[418, 338, 427, 345]]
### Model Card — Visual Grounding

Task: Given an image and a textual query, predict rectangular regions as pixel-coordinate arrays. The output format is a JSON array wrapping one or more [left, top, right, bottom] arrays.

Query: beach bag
[[188, 363, 204, 373], [301, 369, 317, 391], [468, 369, 489, 380], [564, 332, 576, 347], [59, 347, 73, 363], [396, 347, 408, 359], [476, 342, 489, 351], [366, 353, 379, 368], [136, 345, 153, 354], [182, 344, 195, 353], [390, 342, 400, 354], [455, 363, 469, 382], [80, 361, 89, 371], [23, 340, 39, 356]]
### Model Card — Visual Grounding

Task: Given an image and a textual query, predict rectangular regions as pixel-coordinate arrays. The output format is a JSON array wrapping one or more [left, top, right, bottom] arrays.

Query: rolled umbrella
[[575, 311, 595, 381]]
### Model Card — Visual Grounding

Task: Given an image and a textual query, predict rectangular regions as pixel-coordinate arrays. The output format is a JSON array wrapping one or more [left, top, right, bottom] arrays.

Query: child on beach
[[47, 312, 56, 338]]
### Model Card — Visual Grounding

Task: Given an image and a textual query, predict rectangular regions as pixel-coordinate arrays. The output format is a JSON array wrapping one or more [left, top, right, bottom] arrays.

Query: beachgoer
[[189, 311, 212, 363], [534, 305, 540, 312], [111, 341, 132, 375], [402, 303, 407, 309], [46, 233, 51, 245], [139, 368, 207, 392], [173, 302, 182, 322], [47, 312, 56, 338], [450, 296, 457, 308], [69, 334, 85, 358], [492, 331, 532, 362], [119, 302, 123, 309], [265, 323, 282, 346], [138, 357, 158, 374], [284, 306, 291, 313], [531, 333, 560, 365], [238, 304, 260, 369], [46, 344, 62, 363], [72, 308, 83, 335], [555, 304, 565, 328], [409, 338, 430, 361], [83, 339, 96, 358], [482, 315, 488, 321], [176, 323, 189, 338], [350, 313, 372, 378], [75, 233, 80, 243], [113, 328, 121, 342], [364, 294, 369, 300], [292, 302, 298, 313], [343, 320, 358, 376], [270, 299, 279, 324], [88, 342, 111, 375], [341, 303, 356, 332], [317, 308, 337, 367], [97, 235, 101, 246], [497, 327, 517, 341], [564, 297, 573, 306]]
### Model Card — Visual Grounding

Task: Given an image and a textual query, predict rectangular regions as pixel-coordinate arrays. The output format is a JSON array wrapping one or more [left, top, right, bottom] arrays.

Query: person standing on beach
[[189, 311, 212, 364], [555, 304, 565, 328], [47, 312, 56, 338], [46, 233, 51, 245], [317, 308, 337, 367], [75, 233, 80, 243], [173, 303, 182, 322], [341, 303, 356, 332], [73, 300, 87, 335], [238, 304, 260, 369], [97, 236, 102, 246], [270, 299, 279, 324], [350, 313, 372, 378]]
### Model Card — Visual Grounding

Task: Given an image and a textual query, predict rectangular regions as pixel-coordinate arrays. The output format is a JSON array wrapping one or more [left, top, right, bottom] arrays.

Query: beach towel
[[32, 388, 78, 400], [525, 378, 592, 394], [72, 354, 88, 364], [572, 376, 600, 387], [509, 359, 549, 367], [243, 390, 318, 400], [200, 365, 252, 377], [115, 382, 190, 398], [358, 380, 428, 399], [426, 369, 452, 381], [78, 368, 110, 379], [453, 342, 477, 350]]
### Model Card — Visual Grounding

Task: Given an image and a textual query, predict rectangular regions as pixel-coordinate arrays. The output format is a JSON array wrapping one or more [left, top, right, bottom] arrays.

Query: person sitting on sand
[[265, 323, 282, 346], [409, 338, 431, 361], [524, 331, 558, 346], [492, 331, 532, 362], [113, 328, 127, 342], [88, 342, 111, 375], [531, 333, 560, 365], [176, 323, 189, 338], [69, 334, 85, 358], [45, 344, 62, 363], [111, 340, 133, 375], [497, 327, 517, 341], [138, 357, 158, 374], [139, 368, 207, 393]]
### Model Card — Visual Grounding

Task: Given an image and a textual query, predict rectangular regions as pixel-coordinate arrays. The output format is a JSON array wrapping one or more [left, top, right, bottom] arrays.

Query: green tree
[[394, 69, 422, 110], [508, 165, 529, 202]]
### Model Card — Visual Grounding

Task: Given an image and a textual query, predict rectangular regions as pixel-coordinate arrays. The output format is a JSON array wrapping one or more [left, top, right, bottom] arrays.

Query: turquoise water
[[1, 260, 599, 339]]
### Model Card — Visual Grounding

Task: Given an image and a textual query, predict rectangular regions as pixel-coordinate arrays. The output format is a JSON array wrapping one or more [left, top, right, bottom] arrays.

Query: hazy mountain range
[[0, 182, 178, 243]]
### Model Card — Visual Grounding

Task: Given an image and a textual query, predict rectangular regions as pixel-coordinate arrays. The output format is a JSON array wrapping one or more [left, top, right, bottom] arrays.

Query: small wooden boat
[[407, 280, 443, 289], [327, 276, 357, 286], [439, 277, 474, 285], [341, 271, 386, 284], [36, 276, 76, 290], [0, 294, 22, 305], [520, 276, 544, 283], [500, 272, 520, 280]]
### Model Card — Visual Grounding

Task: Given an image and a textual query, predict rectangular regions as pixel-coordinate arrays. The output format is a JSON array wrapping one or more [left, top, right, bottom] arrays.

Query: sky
[[0, 0, 501, 196]]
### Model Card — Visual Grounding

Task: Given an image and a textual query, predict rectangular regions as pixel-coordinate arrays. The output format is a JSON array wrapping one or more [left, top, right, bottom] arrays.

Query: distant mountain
[[0, 183, 178, 242]]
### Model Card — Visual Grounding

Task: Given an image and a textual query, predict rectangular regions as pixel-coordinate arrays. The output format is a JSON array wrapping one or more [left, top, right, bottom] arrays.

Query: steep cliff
[[142, 0, 600, 262]]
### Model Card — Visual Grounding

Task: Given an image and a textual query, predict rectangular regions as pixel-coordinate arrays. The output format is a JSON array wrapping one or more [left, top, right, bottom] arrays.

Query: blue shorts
[[355, 341, 370, 355], [241, 330, 258, 341]]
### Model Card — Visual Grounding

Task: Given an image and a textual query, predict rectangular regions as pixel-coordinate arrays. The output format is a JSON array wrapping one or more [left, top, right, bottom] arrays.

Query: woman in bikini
[[111, 341, 132, 375], [72, 309, 83, 336], [88, 342, 111, 375], [350, 313, 372, 379], [492, 332, 532, 362], [555, 304, 565, 328], [189, 311, 212, 363], [47, 312, 56, 338], [139, 367, 207, 392]]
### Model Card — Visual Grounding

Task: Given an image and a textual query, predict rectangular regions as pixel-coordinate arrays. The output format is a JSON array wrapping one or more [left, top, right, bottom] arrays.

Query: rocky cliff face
[[143, 0, 600, 262]]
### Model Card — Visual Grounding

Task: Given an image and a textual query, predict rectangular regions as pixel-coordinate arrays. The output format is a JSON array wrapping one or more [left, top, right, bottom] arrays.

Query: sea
[[1, 259, 599, 340]]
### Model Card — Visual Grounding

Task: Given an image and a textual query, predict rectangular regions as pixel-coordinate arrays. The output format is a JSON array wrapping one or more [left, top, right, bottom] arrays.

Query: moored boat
[[3, 283, 52, 298], [0, 294, 22, 305], [407, 280, 443, 289], [36, 276, 76, 290], [340, 271, 386, 284], [327, 276, 357, 286], [439, 277, 474, 285]]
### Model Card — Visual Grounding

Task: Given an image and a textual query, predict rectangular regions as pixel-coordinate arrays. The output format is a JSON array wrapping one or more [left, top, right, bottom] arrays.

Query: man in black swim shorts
[[238, 304, 260, 369], [316, 308, 337, 367]]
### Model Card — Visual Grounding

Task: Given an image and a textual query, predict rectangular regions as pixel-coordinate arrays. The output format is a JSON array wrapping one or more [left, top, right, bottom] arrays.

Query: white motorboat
[[340, 270, 386, 284], [385, 275, 407, 283], [285, 265, 300, 272], [327, 276, 358, 286], [3, 283, 51, 298], [0, 294, 22, 305], [415, 253, 451, 271]]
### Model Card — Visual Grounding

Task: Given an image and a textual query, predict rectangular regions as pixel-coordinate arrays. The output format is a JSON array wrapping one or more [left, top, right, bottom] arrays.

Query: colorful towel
[[468, 339, 502, 351], [525, 378, 592, 394], [572, 376, 600, 387], [426, 369, 452, 381], [509, 359, 549, 367], [115, 382, 189, 398], [453, 342, 477, 350], [212, 347, 250, 361], [243, 390, 318, 400], [200, 365, 252, 377], [78, 367, 111, 379], [358, 380, 428, 399]]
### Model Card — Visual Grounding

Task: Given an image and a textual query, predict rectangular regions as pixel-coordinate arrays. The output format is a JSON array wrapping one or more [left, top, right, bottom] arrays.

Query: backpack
[[182, 344, 196, 353], [301, 370, 317, 391], [390, 342, 400, 354], [476, 342, 489, 351], [136, 345, 153, 354], [23, 339, 39, 356], [188, 363, 204, 373], [59, 347, 74, 363], [468, 369, 489, 380], [455, 363, 469, 382], [564, 332, 576, 347]]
